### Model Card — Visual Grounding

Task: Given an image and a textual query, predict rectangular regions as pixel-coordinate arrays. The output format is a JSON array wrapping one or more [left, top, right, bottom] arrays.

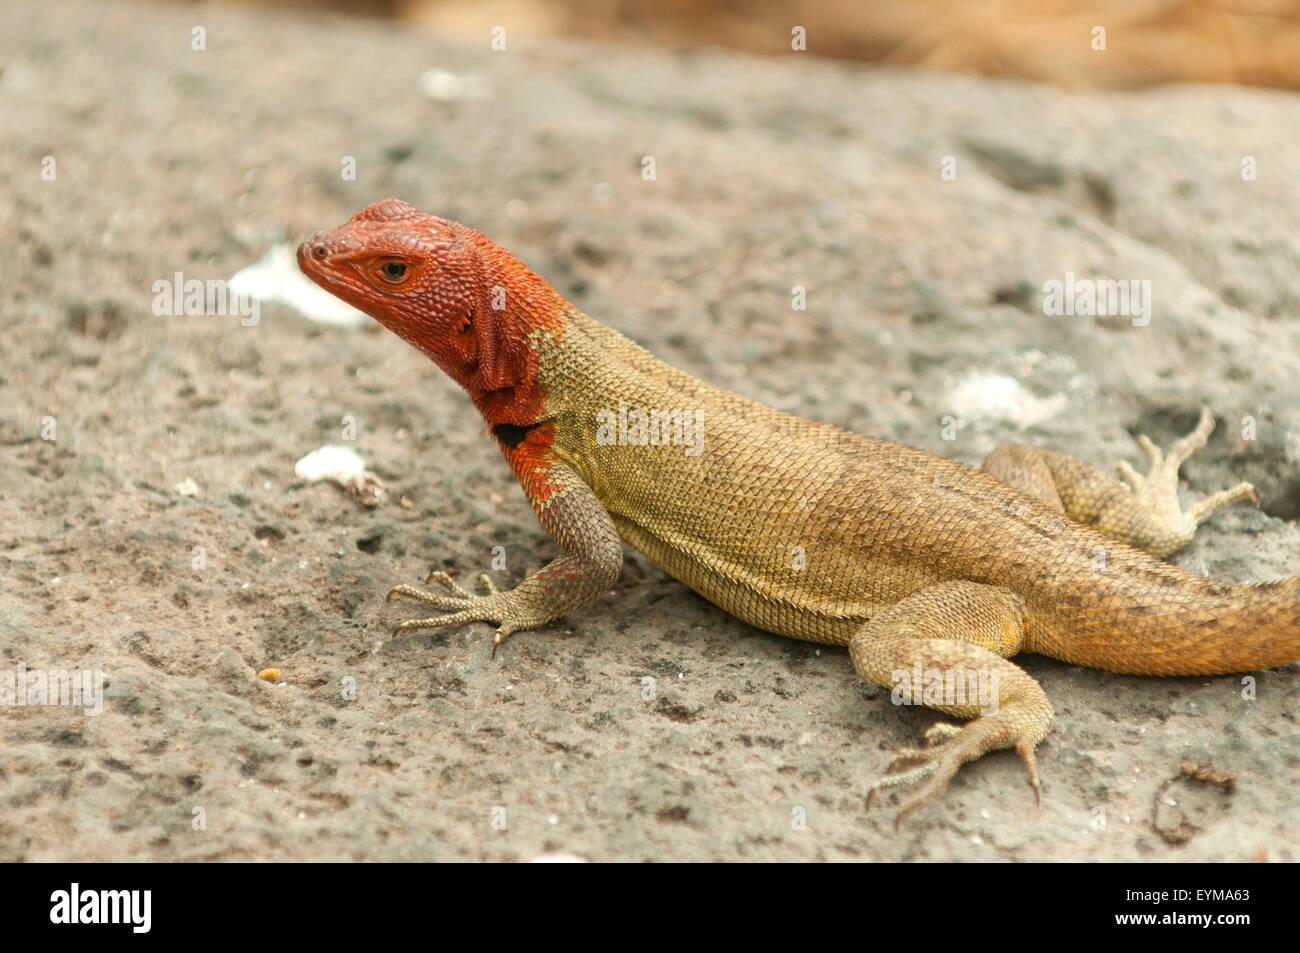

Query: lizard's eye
[[360, 257, 416, 291]]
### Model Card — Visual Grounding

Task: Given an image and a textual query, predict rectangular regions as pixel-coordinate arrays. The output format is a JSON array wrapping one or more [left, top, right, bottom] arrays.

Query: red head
[[297, 200, 568, 424]]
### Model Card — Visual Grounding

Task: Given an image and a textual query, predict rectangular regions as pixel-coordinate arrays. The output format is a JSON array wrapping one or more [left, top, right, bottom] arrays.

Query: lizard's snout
[[297, 232, 335, 268]]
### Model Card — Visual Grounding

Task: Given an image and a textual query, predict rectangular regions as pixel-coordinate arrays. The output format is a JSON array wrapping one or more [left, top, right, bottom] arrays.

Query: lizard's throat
[[408, 311, 551, 429]]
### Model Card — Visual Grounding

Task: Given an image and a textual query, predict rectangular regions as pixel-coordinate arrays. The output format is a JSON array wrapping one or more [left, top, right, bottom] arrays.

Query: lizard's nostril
[[313, 244, 328, 259]]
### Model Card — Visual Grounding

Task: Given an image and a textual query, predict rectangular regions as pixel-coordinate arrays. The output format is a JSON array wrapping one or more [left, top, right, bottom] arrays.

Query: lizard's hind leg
[[980, 407, 1256, 558], [848, 581, 1054, 824]]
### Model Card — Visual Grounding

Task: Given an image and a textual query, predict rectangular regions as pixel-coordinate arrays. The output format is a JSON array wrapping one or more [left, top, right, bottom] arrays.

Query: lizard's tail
[[1042, 575, 1300, 676]]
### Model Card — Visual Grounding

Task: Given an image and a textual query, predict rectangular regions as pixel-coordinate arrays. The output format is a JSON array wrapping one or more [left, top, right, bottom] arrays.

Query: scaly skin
[[298, 200, 1297, 821]]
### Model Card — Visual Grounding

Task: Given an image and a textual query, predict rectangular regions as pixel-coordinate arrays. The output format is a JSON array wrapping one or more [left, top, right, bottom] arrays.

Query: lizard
[[297, 199, 1298, 821]]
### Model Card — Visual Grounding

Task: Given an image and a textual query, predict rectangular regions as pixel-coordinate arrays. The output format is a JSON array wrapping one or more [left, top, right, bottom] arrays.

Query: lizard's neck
[[436, 228, 706, 430], [465, 292, 718, 496], [429, 233, 570, 428], [528, 308, 725, 490], [463, 302, 699, 426], [535, 310, 698, 415]]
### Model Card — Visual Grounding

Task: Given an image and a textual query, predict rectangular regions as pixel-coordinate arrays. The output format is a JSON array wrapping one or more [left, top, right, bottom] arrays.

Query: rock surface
[[1, 0, 1296, 861]]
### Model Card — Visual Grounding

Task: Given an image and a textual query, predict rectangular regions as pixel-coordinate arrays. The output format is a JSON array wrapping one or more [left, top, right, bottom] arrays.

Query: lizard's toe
[[1164, 406, 1215, 465], [387, 571, 512, 640], [868, 714, 1048, 824], [1111, 409, 1257, 557], [867, 747, 956, 824], [387, 583, 471, 609], [424, 569, 474, 598]]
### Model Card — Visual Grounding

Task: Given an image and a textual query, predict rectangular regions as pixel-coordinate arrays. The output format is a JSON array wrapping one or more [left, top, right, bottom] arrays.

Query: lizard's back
[[547, 311, 1299, 673]]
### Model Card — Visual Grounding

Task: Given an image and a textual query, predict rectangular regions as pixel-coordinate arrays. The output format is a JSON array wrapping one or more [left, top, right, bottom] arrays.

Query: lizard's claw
[[867, 721, 1042, 827], [386, 571, 516, 645], [1115, 407, 1257, 557]]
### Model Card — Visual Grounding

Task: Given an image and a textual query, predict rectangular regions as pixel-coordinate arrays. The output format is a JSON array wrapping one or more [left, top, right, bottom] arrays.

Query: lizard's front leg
[[388, 460, 622, 652], [981, 407, 1256, 558]]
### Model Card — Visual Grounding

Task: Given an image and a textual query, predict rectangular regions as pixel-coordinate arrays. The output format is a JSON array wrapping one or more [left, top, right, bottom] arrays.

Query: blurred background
[[175, 0, 1300, 90]]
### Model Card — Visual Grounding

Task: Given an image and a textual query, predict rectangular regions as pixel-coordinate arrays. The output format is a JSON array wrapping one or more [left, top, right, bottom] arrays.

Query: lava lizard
[[298, 199, 1297, 820]]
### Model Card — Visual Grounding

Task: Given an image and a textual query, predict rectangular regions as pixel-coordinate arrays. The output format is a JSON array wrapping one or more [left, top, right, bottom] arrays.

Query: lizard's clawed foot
[[867, 719, 1042, 827], [1115, 407, 1257, 556], [387, 570, 519, 651]]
